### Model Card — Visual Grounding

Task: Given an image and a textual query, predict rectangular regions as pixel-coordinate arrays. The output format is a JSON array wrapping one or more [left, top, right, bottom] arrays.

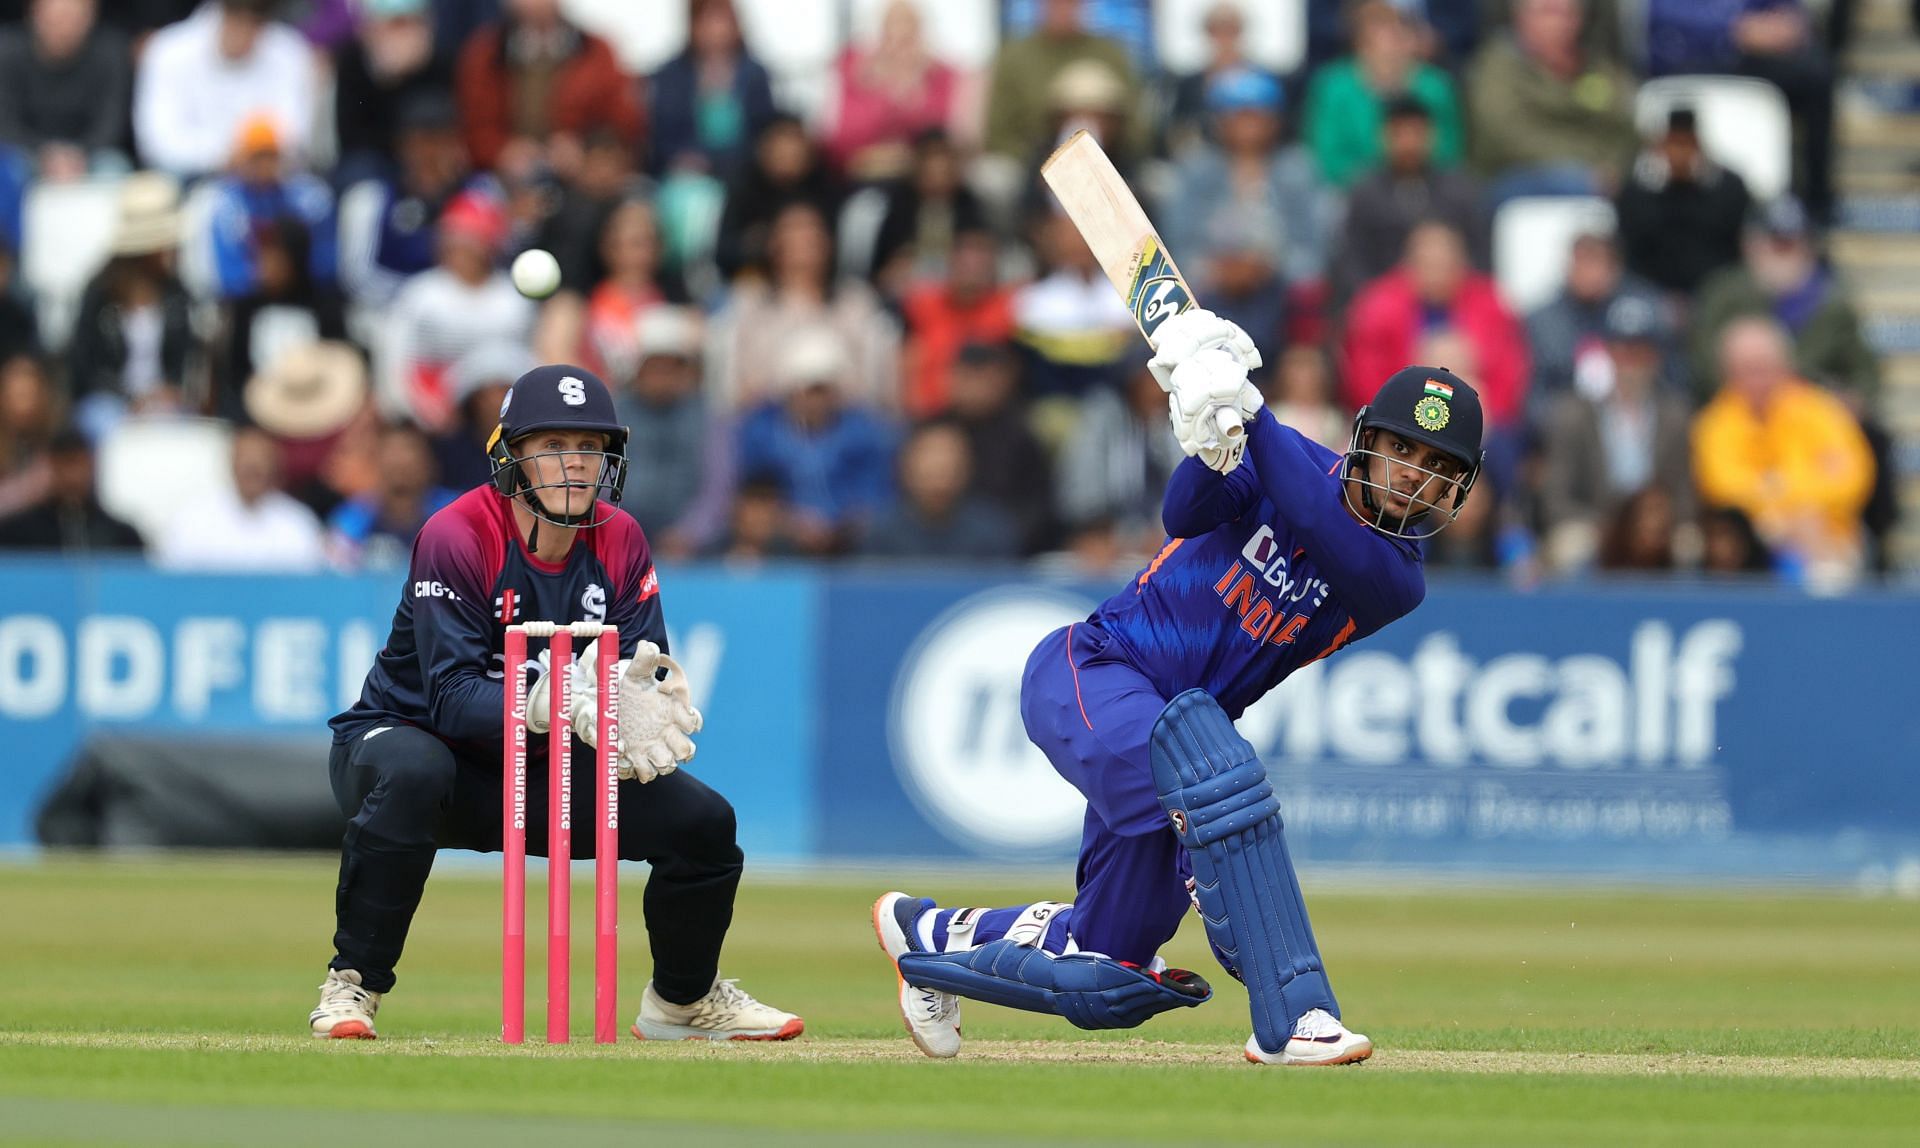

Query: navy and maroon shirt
[[330, 486, 665, 760]]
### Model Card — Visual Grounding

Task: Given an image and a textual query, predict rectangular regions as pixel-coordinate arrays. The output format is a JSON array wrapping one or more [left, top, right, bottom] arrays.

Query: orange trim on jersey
[[1067, 623, 1094, 731], [1307, 619, 1357, 664], [1136, 538, 1185, 591]]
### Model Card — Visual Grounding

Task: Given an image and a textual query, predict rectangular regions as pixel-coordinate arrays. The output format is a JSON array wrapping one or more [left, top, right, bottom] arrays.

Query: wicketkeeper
[[311, 364, 801, 1042]]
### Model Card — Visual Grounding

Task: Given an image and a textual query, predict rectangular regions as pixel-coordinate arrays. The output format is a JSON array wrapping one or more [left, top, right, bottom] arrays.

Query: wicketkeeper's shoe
[[871, 891, 961, 1059], [631, 977, 804, 1041], [309, 968, 380, 1040], [1243, 1008, 1373, 1066]]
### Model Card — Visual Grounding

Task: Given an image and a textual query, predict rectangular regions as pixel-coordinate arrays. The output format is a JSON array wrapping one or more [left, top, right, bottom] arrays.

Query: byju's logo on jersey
[[1217, 525, 1332, 648], [1240, 525, 1329, 608], [581, 582, 606, 622]]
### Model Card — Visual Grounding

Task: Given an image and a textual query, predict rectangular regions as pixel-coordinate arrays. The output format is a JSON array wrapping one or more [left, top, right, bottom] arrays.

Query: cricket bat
[[1040, 129, 1242, 446]]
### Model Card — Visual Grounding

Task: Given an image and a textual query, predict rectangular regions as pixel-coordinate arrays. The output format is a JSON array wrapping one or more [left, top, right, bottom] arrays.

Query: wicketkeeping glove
[[524, 647, 598, 736], [612, 640, 703, 784]]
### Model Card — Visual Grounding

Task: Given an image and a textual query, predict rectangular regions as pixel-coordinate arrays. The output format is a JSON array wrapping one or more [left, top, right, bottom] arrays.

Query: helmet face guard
[[1339, 414, 1480, 539], [484, 364, 631, 530], [486, 428, 629, 529]]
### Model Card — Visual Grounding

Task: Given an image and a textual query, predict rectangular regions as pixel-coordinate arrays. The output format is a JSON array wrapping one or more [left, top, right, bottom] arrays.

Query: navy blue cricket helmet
[[485, 364, 630, 527], [1341, 365, 1485, 538]]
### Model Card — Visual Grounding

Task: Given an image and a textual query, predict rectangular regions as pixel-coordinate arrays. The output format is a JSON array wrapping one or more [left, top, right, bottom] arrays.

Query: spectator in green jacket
[[1302, 0, 1464, 189], [1688, 195, 1879, 407], [1466, 0, 1637, 204]]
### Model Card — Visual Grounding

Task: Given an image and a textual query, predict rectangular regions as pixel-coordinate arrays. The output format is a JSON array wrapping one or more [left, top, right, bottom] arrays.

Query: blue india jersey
[[1088, 409, 1425, 718]]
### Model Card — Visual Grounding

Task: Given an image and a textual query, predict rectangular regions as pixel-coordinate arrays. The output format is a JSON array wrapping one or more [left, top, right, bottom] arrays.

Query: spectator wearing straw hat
[[67, 172, 198, 438]]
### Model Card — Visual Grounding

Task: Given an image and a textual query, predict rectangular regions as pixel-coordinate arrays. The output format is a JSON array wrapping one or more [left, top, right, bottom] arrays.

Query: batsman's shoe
[[309, 968, 380, 1040], [871, 891, 961, 1058], [631, 978, 804, 1042], [1244, 1008, 1372, 1066]]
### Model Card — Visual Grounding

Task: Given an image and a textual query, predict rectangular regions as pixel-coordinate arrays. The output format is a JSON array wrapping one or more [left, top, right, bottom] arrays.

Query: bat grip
[[1215, 406, 1244, 442]]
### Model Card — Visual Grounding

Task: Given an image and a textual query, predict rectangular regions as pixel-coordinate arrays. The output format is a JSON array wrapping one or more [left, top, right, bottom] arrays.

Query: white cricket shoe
[[309, 968, 380, 1040], [1244, 1008, 1373, 1066], [871, 891, 961, 1059], [630, 978, 804, 1042]]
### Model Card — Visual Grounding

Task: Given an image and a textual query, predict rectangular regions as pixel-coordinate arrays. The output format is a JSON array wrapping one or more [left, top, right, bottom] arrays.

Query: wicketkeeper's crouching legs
[[319, 725, 791, 1039]]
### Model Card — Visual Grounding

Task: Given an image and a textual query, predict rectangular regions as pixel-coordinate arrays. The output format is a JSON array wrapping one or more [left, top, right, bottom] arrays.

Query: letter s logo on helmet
[[558, 377, 587, 406]]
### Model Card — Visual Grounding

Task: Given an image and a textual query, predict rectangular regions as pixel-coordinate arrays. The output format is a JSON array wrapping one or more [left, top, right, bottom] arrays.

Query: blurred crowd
[[0, 0, 1896, 590]]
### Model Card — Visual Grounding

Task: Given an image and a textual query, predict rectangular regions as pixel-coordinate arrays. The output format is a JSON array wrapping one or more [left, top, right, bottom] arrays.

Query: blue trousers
[[1012, 622, 1194, 965]]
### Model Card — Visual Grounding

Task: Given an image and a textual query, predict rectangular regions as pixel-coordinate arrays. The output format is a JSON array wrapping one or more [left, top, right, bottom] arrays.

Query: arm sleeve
[[1161, 454, 1261, 537], [1242, 409, 1421, 628], [602, 515, 668, 658], [408, 517, 507, 740]]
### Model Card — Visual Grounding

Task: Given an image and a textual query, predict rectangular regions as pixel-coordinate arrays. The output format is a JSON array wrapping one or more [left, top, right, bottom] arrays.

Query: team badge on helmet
[[1413, 395, 1450, 431]]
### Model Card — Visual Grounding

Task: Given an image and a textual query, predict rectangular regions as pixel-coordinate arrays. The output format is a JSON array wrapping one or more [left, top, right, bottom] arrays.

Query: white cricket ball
[[511, 248, 562, 299]]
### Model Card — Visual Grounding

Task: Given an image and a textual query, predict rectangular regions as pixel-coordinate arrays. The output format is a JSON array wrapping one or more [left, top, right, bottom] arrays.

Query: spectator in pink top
[[1342, 219, 1530, 429], [822, 0, 957, 183]]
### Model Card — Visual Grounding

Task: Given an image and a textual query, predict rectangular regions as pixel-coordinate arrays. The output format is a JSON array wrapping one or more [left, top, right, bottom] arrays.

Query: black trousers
[[327, 724, 742, 1003]]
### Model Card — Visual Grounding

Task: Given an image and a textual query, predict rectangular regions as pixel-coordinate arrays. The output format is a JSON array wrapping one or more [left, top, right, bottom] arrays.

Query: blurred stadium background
[[2, 0, 1920, 1141], [2, 0, 1917, 883]]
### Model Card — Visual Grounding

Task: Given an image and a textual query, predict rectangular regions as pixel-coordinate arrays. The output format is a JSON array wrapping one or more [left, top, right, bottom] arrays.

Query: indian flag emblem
[[1423, 379, 1454, 400], [1414, 396, 1451, 431]]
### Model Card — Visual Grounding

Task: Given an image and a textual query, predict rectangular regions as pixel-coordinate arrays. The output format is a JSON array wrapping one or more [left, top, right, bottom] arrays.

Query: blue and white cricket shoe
[[1243, 1008, 1373, 1066], [871, 891, 962, 1058]]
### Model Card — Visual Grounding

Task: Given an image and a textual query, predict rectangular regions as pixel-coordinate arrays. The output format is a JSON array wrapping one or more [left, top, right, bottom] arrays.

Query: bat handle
[[1215, 406, 1244, 442]]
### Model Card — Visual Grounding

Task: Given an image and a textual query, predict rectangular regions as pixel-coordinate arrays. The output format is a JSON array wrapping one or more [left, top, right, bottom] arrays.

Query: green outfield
[[2, 856, 1918, 1146]]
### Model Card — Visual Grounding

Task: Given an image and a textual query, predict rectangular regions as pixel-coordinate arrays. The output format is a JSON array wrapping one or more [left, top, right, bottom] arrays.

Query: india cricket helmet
[[1341, 365, 1485, 538], [485, 364, 630, 527]]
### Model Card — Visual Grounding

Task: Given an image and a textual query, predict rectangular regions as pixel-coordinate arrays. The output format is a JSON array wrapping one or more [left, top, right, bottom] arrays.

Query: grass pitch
[[2, 856, 1919, 1146]]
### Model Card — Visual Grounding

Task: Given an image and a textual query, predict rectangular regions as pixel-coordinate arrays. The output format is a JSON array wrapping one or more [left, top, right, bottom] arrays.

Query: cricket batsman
[[873, 310, 1484, 1065], [311, 365, 801, 1042]]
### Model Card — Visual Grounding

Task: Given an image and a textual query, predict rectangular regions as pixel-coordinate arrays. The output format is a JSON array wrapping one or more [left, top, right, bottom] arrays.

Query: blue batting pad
[[897, 939, 1209, 1030], [1151, 688, 1336, 1054]]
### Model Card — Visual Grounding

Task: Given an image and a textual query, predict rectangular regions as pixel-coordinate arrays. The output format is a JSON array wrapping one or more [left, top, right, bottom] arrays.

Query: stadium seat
[[563, 0, 684, 72], [1492, 196, 1617, 315], [735, 0, 844, 77], [1154, 0, 1306, 77], [848, 0, 1001, 71], [1636, 75, 1792, 202], [96, 417, 236, 544], [21, 177, 123, 350]]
